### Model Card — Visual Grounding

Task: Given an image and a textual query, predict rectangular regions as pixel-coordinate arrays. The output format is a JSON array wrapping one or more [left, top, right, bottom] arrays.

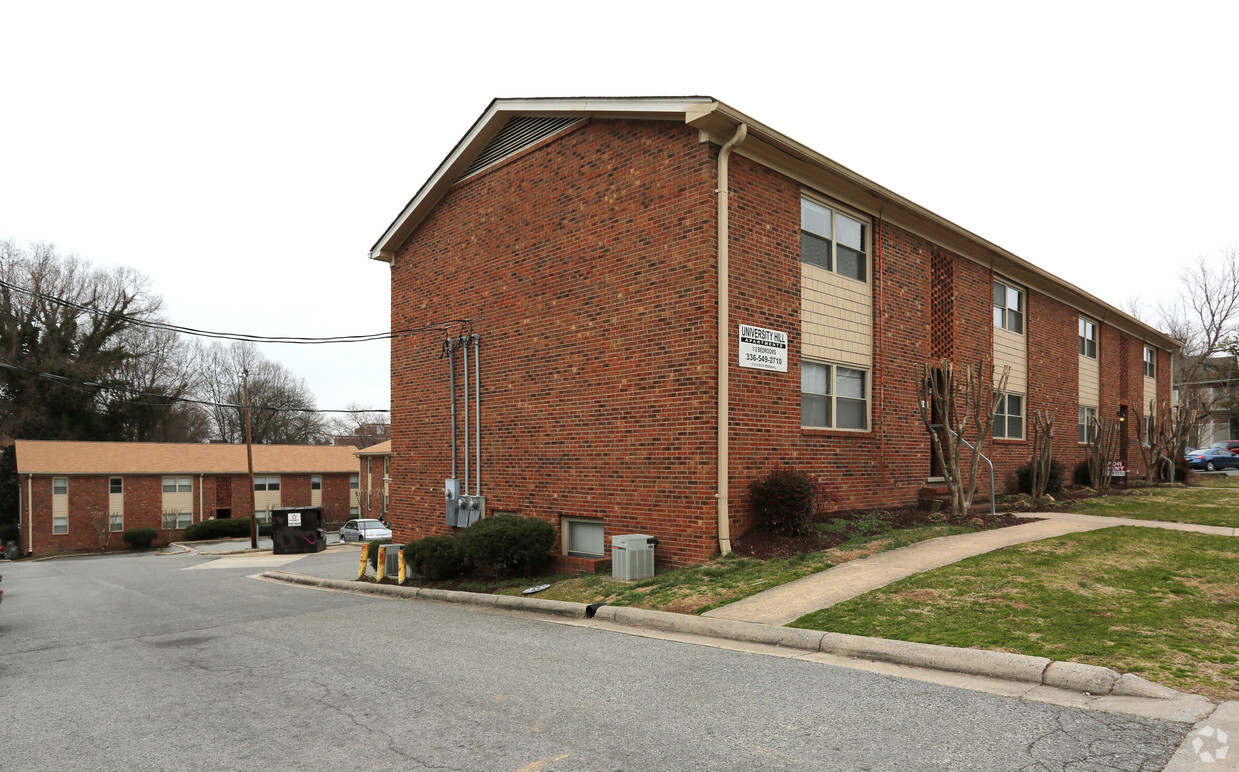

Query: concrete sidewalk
[[703, 511, 1239, 626]]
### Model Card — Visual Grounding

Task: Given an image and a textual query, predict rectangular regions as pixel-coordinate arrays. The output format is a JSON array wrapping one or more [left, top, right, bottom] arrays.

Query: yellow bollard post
[[376, 544, 387, 582], [357, 544, 368, 581], [397, 548, 406, 583]]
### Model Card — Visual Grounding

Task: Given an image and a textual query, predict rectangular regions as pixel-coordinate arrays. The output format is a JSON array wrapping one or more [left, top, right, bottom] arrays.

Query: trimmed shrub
[[403, 535, 469, 580], [182, 518, 254, 541], [748, 466, 817, 536], [122, 527, 158, 550], [366, 538, 393, 569], [457, 515, 556, 578], [1014, 459, 1064, 496], [1073, 459, 1092, 488], [1174, 460, 1191, 483]]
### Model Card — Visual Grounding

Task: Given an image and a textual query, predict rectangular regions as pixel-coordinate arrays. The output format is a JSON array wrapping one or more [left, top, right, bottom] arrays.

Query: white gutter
[[716, 123, 747, 556]]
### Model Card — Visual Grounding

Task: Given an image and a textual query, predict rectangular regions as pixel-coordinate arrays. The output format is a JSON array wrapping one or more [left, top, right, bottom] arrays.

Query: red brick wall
[[390, 118, 720, 565], [386, 116, 1174, 566], [21, 471, 355, 554]]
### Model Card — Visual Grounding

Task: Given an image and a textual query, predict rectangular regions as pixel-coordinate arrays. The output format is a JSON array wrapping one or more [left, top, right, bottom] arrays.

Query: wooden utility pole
[[244, 368, 257, 549]]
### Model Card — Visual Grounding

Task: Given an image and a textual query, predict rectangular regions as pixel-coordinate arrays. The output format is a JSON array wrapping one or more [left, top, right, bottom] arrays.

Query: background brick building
[[371, 97, 1178, 567], [15, 441, 358, 554]]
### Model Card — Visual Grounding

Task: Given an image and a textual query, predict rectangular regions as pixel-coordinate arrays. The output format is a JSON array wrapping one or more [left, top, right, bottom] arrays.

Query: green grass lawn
[[789, 527, 1239, 700], [408, 520, 987, 615], [1069, 486, 1239, 528]]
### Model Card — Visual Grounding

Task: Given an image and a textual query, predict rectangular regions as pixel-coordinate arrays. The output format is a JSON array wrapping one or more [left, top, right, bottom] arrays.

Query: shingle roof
[[354, 440, 392, 457], [14, 440, 360, 475]]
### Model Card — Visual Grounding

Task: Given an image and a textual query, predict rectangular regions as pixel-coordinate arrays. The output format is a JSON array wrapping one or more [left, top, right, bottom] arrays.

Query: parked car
[[1210, 440, 1239, 453], [1184, 448, 1239, 471], [338, 519, 392, 542]]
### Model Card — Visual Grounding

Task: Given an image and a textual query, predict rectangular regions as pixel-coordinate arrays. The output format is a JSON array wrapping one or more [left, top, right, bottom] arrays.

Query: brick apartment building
[[15, 440, 360, 554], [354, 440, 392, 522], [370, 97, 1178, 567]]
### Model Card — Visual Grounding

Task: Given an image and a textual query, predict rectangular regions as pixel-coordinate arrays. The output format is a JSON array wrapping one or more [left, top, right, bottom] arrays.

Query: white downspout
[[717, 123, 747, 556], [27, 473, 33, 554]]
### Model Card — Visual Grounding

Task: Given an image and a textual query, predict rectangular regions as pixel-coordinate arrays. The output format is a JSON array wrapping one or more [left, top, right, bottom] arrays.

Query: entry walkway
[[704, 511, 1238, 627]]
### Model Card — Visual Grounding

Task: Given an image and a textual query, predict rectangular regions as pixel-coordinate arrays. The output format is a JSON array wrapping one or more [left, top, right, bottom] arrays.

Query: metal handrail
[[931, 424, 996, 517]]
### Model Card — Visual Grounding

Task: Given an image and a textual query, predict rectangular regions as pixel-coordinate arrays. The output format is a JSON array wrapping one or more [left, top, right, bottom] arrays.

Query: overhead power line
[[0, 359, 388, 415], [0, 276, 471, 344]]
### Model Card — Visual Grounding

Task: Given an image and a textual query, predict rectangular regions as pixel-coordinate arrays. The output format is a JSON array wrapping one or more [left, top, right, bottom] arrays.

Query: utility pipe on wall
[[27, 473, 33, 554], [716, 122, 747, 557], [462, 335, 471, 498], [446, 338, 457, 480], [472, 334, 481, 497]]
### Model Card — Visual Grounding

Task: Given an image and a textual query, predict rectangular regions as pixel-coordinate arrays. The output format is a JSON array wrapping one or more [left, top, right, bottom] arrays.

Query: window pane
[[1008, 309, 1023, 335], [163, 478, 176, 493], [836, 368, 865, 399], [110, 513, 123, 532], [1008, 416, 1023, 439], [802, 362, 829, 396], [800, 231, 831, 270], [1008, 287, 1022, 313], [836, 397, 867, 430], [567, 520, 604, 557], [993, 306, 1004, 327], [836, 245, 866, 281], [1008, 394, 1022, 416], [801, 199, 831, 237], [53, 478, 67, 494], [993, 282, 1005, 307], [836, 214, 863, 250], [801, 394, 829, 427], [267, 478, 280, 491], [110, 478, 123, 494]]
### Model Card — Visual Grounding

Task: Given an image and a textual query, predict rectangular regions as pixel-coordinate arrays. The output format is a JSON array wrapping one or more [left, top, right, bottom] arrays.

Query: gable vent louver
[[456, 116, 583, 181]]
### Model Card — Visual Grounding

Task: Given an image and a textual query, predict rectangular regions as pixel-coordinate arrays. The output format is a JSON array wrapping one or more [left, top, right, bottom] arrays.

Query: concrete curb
[[258, 570, 1191, 700]]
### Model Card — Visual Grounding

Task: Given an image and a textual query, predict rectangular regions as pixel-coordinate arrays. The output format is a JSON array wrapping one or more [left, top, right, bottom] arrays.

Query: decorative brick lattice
[[930, 249, 954, 360]]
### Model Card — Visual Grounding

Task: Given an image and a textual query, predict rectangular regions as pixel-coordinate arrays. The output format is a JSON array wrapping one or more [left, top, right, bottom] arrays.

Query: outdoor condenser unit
[[611, 534, 656, 581], [384, 543, 404, 576]]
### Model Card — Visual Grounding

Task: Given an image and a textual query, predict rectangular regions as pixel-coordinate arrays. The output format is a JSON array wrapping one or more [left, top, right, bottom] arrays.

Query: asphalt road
[[0, 550, 1191, 771]]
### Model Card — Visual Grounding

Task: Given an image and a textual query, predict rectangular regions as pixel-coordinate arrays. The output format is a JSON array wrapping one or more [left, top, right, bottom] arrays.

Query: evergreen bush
[[1015, 459, 1064, 496], [403, 535, 469, 580], [457, 515, 555, 578], [748, 466, 817, 536], [1073, 459, 1092, 488], [182, 518, 255, 541], [122, 527, 158, 550]]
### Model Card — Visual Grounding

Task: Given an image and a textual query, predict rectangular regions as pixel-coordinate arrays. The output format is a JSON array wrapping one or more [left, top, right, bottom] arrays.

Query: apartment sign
[[738, 324, 788, 372]]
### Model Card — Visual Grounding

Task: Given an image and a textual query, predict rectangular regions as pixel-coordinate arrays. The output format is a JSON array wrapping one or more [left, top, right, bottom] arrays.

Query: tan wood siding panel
[[311, 489, 322, 507], [109, 492, 123, 516], [163, 490, 193, 514], [255, 489, 281, 513], [52, 490, 67, 518], [1079, 355, 1100, 406], [801, 264, 872, 368], [993, 327, 1027, 394]]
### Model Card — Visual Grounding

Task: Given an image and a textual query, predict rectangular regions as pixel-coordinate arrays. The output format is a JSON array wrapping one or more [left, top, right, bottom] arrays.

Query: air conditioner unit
[[612, 534, 656, 581], [385, 544, 404, 576]]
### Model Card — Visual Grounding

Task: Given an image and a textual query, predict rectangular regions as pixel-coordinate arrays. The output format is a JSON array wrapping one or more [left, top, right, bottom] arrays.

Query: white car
[[338, 519, 392, 542]]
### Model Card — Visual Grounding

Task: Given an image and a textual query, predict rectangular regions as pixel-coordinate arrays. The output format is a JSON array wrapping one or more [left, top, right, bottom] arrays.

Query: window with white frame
[[1143, 345, 1156, 378], [162, 476, 192, 493], [993, 280, 1024, 334], [1079, 318, 1098, 359], [52, 477, 68, 534], [801, 197, 868, 282], [349, 506, 359, 517], [110, 511, 123, 531], [253, 476, 280, 492], [1078, 405, 1097, 443], [310, 475, 321, 491], [563, 517, 605, 557], [1144, 415, 1155, 446], [349, 474, 359, 490], [801, 361, 868, 430], [993, 393, 1024, 440], [109, 477, 123, 494]]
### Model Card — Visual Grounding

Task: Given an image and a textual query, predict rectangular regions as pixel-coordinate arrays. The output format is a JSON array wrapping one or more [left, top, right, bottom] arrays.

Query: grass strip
[[789, 526, 1239, 700]]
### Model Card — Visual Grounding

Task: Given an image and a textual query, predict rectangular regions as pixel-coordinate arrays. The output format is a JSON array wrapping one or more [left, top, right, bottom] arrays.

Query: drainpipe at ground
[[716, 122, 747, 556]]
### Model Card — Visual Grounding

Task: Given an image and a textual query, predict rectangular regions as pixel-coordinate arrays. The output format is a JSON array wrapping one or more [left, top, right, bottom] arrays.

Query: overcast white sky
[[2, 1, 1236, 412]]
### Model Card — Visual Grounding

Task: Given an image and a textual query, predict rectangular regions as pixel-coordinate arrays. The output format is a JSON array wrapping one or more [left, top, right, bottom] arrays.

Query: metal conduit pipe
[[447, 338, 457, 480], [462, 335, 470, 499], [473, 334, 481, 497], [716, 122, 747, 557]]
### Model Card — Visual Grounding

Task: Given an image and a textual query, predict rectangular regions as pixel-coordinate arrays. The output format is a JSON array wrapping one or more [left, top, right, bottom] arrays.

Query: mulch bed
[[732, 505, 1042, 561]]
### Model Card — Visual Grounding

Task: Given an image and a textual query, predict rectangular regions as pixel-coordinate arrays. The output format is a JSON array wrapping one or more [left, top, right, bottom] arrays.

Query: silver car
[[339, 519, 393, 542]]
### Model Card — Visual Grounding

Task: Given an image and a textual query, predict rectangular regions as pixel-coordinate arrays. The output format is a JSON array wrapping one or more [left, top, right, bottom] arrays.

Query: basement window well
[[563, 517, 605, 557]]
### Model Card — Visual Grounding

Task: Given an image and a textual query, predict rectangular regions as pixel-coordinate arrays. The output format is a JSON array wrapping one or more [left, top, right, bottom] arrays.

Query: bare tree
[[917, 359, 1010, 516], [1028, 410, 1056, 499], [1084, 417, 1121, 494], [324, 403, 389, 448], [1153, 248, 1239, 444], [89, 508, 112, 552], [195, 341, 326, 444]]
